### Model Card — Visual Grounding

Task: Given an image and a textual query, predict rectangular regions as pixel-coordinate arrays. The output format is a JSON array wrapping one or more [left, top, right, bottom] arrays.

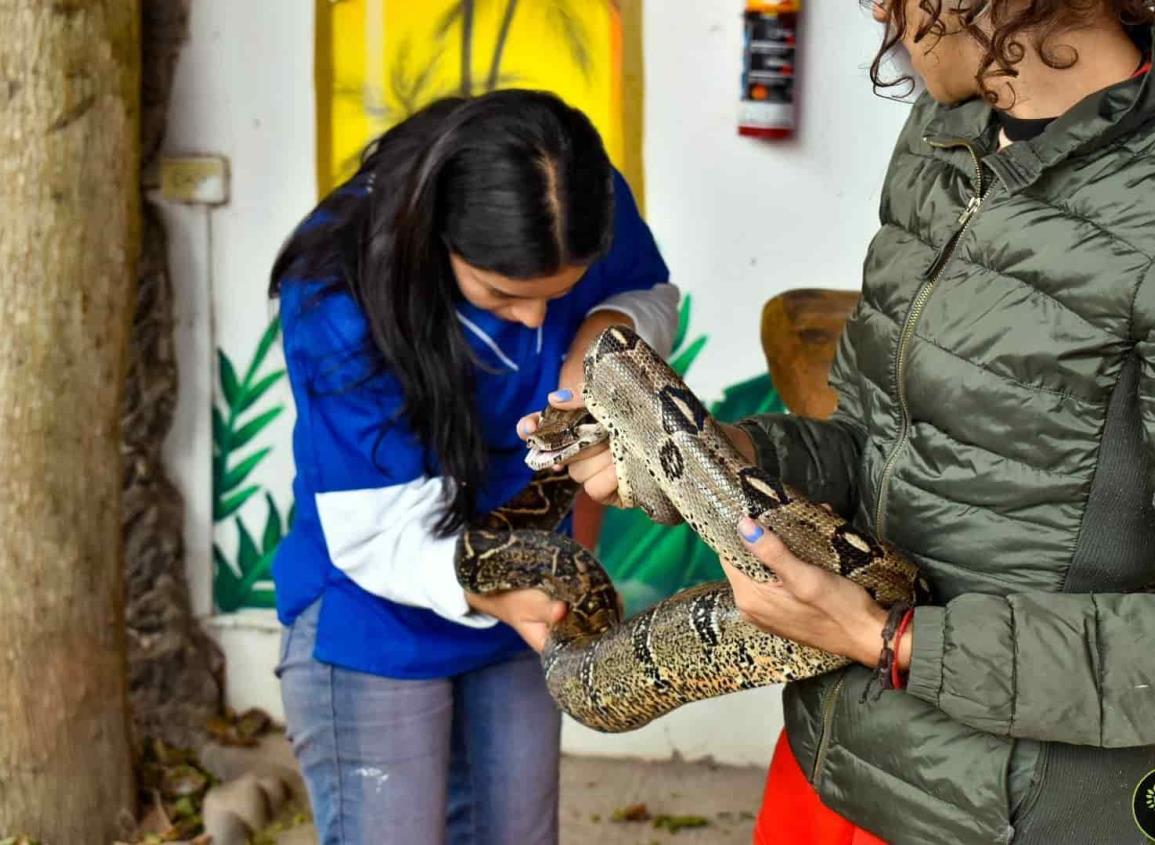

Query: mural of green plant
[[596, 296, 788, 616], [330, 1, 624, 191], [436, 0, 600, 95], [214, 494, 294, 613], [212, 317, 292, 612]]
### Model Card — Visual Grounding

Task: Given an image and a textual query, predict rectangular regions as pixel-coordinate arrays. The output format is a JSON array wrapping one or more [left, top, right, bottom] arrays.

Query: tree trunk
[[0, 2, 139, 841], [126, 0, 224, 753]]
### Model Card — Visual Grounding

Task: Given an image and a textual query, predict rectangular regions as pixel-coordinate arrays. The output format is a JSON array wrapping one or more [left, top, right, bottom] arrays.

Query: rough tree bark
[[0, 2, 139, 841], [125, 0, 224, 752]]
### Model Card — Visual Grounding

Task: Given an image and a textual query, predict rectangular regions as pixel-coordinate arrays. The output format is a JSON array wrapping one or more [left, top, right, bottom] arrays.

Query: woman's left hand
[[725, 517, 900, 669]]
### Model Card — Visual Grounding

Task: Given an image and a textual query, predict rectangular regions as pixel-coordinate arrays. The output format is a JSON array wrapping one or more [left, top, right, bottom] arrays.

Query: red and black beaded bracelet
[[862, 602, 912, 702]]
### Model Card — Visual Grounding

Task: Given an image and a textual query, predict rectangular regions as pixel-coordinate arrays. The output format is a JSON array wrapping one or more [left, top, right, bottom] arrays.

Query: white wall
[[161, 0, 910, 766], [162, 0, 316, 620], [643, 1, 910, 401], [160, 0, 316, 715]]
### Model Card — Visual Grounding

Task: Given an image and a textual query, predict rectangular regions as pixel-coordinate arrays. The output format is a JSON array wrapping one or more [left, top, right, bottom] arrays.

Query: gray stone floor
[[558, 754, 763, 845], [203, 734, 766, 844]]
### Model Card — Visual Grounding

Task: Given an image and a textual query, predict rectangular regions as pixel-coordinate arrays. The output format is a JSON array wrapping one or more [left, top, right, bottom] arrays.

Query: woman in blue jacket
[[269, 90, 677, 844]]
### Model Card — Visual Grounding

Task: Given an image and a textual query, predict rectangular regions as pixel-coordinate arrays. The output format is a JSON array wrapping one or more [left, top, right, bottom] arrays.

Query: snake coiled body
[[456, 327, 921, 733]]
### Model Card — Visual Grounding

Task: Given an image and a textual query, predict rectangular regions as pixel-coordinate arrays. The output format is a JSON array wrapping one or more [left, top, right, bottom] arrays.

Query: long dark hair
[[271, 90, 614, 533], [867, 1, 1154, 102]]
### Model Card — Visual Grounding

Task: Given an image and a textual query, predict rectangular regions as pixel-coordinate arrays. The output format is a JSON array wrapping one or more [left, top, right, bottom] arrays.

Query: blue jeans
[[277, 601, 561, 845]]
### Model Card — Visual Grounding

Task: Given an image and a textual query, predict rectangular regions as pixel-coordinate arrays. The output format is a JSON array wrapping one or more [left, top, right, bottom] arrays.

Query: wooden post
[[0, 2, 139, 840]]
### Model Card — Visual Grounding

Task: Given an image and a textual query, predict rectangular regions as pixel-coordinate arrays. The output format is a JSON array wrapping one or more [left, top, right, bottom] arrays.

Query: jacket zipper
[[809, 673, 848, 783], [872, 139, 992, 538]]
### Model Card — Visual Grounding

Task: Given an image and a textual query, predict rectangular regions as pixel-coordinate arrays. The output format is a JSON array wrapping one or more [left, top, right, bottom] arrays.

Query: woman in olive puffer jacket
[[531, 2, 1155, 843]]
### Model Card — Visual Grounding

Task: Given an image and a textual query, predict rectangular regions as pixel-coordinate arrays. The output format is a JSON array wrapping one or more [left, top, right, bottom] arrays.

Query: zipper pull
[[957, 195, 982, 226]]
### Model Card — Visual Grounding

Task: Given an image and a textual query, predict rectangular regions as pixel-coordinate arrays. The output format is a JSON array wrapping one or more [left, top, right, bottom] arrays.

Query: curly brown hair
[[868, 0, 1155, 100]]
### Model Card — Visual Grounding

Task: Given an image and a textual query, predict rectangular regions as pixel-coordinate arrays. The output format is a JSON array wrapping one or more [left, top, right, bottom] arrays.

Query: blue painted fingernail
[[738, 518, 764, 543], [550, 389, 573, 402]]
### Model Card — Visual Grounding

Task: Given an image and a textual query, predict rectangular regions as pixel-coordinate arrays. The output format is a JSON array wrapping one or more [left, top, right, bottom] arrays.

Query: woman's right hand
[[466, 588, 567, 653]]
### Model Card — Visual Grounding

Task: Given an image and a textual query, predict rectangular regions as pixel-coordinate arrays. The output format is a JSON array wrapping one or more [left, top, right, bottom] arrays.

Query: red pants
[[754, 732, 888, 845]]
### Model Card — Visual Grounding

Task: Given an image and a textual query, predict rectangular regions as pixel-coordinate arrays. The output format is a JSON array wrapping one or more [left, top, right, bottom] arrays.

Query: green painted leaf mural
[[233, 408, 284, 452], [212, 316, 290, 612], [262, 493, 284, 551], [215, 486, 261, 522], [213, 499, 282, 613]]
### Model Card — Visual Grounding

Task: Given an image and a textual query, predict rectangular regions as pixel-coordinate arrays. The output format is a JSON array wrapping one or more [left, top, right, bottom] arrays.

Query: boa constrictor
[[455, 326, 922, 733]]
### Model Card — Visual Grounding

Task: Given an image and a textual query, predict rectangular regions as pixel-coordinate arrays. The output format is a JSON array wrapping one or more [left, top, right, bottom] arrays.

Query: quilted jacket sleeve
[[736, 306, 867, 519], [904, 261, 1155, 747]]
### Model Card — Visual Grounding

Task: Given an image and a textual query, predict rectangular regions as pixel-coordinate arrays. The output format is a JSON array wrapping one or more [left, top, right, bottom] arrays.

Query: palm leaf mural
[[214, 494, 288, 613], [486, 0, 519, 91], [596, 297, 788, 616], [213, 317, 285, 521], [436, 0, 606, 96], [326, 0, 619, 185], [540, 0, 593, 80], [484, 0, 601, 91], [389, 37, 445, 118], [212, 316, 291, 612], [436, 0, 485, 95], [460, 0, 476, 94]]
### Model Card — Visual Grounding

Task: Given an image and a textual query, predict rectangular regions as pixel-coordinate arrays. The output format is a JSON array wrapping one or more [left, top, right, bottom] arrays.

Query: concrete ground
[[201, 733, 766, 844], [559, 755, 764, 845]]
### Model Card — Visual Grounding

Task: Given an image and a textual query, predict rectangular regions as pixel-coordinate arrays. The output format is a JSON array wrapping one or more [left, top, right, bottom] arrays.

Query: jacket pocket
[[810, 669, 850, 785], [274, 597, 322, 679], [789, 665, 1016, 844], [1006, 739, 1045, 826], [274, 626, 295, 679]]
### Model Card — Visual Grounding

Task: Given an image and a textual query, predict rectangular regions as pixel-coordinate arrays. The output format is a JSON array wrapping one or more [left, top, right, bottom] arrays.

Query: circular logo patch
[[1132, 769, 1155, 840]]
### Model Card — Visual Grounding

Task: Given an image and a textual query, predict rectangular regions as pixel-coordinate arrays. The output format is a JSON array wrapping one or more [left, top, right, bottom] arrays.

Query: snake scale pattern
[[456, 326, 922, 733]]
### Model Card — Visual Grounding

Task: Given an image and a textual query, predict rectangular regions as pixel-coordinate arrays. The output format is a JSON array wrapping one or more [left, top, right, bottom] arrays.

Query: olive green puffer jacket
[[741, 54, 1155, 845]]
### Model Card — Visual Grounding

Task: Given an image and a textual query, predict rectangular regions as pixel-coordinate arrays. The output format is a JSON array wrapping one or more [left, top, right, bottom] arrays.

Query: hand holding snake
[[519, 388, 758, 507], [459, 326, 923, 732], [520, 392, 913, 672]]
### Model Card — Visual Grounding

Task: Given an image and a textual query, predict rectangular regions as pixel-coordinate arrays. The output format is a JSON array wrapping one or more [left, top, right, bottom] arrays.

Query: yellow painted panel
[[316, 0, 643, 202]]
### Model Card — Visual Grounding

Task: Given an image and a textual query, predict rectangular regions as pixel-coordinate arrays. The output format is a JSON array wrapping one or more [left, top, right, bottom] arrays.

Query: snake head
[[526, 406, 595, 451], [524, 405, 606, 470]]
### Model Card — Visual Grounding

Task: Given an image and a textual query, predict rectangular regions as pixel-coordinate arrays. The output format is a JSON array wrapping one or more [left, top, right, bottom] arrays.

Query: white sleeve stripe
[[587, 283, 681, 357], [456, 311, 520, 372], [315, 479, 497, 629]]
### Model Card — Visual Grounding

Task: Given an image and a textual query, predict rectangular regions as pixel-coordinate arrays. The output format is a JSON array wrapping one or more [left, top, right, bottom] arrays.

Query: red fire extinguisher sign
[[739, 0, 801, 139]]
